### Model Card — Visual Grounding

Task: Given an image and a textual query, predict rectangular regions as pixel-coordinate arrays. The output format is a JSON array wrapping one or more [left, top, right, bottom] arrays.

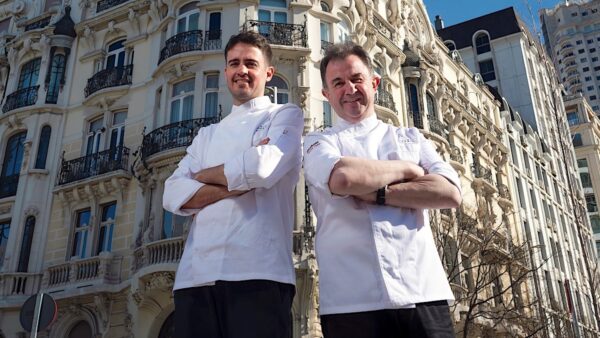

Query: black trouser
[[174, 280, 295, 338], [321, 301, 455, 338]]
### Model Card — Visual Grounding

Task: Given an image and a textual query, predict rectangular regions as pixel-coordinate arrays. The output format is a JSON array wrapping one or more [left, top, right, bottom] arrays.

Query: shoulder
[[393, 126, 424, 143]]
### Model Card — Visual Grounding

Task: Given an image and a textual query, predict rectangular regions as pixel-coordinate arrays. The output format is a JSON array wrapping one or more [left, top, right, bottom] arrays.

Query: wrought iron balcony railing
[[25, 16, 51, 31], [375, 89, 396, 112], [57, 146, 130, 185], [205, 30, 222, 50], [2, 86, 39, 113], [159, 30, 207, 64], [428, 118, 446, 136], [96, 0, 129, 13], [0, 174, 19, 199], [141, 117, 220, 160], [84, 65, 133, 97], [244, 20, 307, 48]]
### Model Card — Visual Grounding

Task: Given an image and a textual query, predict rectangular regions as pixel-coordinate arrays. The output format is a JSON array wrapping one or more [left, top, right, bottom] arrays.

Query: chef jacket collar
[[230, 96, 272, 116]]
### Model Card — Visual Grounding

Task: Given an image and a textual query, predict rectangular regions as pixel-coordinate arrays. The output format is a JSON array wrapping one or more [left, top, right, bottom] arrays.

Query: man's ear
[[266, 65, 275, 81], [322, 88, 330, 100], [372, 76, 381, 89]]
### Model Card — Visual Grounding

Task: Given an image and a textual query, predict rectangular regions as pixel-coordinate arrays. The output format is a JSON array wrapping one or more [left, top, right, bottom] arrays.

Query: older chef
[[304, 42, 462, 338], [163, 31, 303, 338]]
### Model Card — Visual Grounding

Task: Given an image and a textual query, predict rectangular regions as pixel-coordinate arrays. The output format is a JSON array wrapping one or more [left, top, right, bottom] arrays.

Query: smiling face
[[322, 54, 380, 124], [225, 43, 274, 105]]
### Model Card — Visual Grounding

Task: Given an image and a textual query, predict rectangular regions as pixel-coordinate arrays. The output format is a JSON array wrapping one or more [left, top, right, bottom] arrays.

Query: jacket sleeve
[[303, 132, 342, 196], [223, 104, 304, 191], [162, 127, 209, 216], [415, 129, 462, 195]]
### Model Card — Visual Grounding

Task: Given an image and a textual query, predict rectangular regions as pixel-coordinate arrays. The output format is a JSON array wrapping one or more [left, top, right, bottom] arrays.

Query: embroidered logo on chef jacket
[[306, 141, 321, 154]]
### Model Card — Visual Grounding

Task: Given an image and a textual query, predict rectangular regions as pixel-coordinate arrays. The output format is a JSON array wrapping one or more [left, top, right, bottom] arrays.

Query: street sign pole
[[30, 292, 44, 338]]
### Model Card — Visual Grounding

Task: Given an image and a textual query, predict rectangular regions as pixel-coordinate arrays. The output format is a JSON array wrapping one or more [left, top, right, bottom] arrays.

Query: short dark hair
[[320, 42, 374, 87], [224, 31, 273, 65]]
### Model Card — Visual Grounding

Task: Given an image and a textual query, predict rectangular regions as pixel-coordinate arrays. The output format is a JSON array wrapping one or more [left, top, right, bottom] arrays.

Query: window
[[579, 49, 586, 54], [177, 2, 200, 34], [46, 53, 66, 104], [516, 178, 526, 208], [568, 112, 580, 125], [545, 271, 556, 304], [106, 40, 126, 70], [0, 220, 10, 269], [538, 231, 547, 260], [592, 95, 598, 100], [591, 48, 597, 53], [320, 21, 331, 51], [71, 209, 91, 259], [337, 21, 350, 42], [593, 57, 598, 62], [426, 93, 436, 119], [323, 101, 332, 128], [18, 58, 41, 90], [573, 133, 583, 147], [474, 33, 491, 54], [109, 112, 127, 150], [17, 216, 35, 272], [585, 76, 592, 81], [162, 210, 186, 239], [34, 126, 51, 169], [586, 194, 598, 212], [1, 132, 27, 198], [259, 0, 287, 24], [591, 215, 600, 234], [96, 202, 116, 255], [588, 86, 594, 91], [170, 78, 195, 123], [266, 75, 289, 104], [581, 58, 588, 62], [86, 117, 104, 155], [204, 73, 219, 118], [205, 12, 221, 49], [407, 84, 422, 128], [320, 1, 330, 12], [478, 59, 496, 81]]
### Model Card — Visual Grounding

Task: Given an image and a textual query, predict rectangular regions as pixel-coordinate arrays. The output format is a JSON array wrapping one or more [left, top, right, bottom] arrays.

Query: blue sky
[[423, 0, 564, 34]]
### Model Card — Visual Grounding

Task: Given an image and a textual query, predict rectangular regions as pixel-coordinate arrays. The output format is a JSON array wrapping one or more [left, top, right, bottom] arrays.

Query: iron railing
[[428, 118, 446, 136], [244, 20, 307, 47], [0, 174, 19, 199], [204, 30, 222, 50], [57, 146, 130, 185], [471, 163, 494, 185], [159, 30, 204, 64], [375, 89, 396, 112], [84, 65, 133, 97], [96, 0, 129, 12], [2, 86, 39, 113], [141, 117, 220, 160], [25, 16, 51, 31]]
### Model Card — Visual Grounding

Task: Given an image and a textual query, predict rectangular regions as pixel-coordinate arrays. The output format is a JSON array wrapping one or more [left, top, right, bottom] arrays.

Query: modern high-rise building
[[541, 0, 600, 115], [437, 7, 600, 336]]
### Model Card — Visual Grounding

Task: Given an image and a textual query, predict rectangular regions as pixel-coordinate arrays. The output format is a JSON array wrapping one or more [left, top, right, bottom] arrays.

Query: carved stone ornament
[[145, 272, 174, 291]]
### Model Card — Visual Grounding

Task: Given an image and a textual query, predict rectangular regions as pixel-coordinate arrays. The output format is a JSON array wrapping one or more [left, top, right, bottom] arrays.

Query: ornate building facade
[[0, 0, 593, 337]]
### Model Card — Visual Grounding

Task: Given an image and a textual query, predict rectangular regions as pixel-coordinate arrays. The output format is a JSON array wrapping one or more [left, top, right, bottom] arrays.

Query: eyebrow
[[227, 57, 259, 65]]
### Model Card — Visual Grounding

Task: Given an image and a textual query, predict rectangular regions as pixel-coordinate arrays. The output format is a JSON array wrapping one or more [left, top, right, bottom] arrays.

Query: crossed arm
[[329, 156, 462, 209]]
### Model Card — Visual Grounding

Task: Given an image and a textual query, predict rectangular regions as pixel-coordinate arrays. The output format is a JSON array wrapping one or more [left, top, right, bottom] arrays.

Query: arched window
[[17, 216, 35, 272], [475, 32, 491, 54], [46, 53, 66, 104], [106, 40, 126, 69], [1, 132, 27, 198], [320, 1, 330, 12], [426, 93, 436, 119], [177, 2, 200, 33], [35, 126, 51, 169], [266, 75, 289, 104], [68, 321, 92, 338], [407, 84, 422, 128], [18, 58, 41, 90], [158, 313, 175, 338], [259, 0, 287, 23]]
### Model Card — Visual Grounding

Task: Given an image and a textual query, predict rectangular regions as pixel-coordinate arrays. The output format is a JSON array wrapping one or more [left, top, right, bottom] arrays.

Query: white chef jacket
[[303, 114, 461, 315], [163, 96, 303, 290]]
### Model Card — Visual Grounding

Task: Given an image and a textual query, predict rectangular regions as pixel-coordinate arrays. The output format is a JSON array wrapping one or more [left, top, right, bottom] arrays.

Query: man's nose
[[237, 64, 249, 75], [343, 82, 357, 94]]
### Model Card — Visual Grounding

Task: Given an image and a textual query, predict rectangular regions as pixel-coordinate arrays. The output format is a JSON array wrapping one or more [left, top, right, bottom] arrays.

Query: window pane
[[0, 220, 10, 269], [173, 79, 195, 96], [35, 126, 51, 169], [258, 10, 271, 22], [260, 0, 287, 7], [182, 95, 194, 120], [177, 18, 186, 34], [108, 40, 124, 52], [206, 75, 219, 88], [267, 76, 288, 89], [277, 93, 288, 104], [320, 22, 330, 41], [170, 100, 181, 123], [17, 216, 35, 272], [274, 12, 287, 23], [113, 112, 127, 125], [323, 101, 332, 127], [209, 13, 221, 31], [162, 210, 173, 239], [205, 92, 218, 117], [189, 13, 199, 31], [2, 132, 27, 177]]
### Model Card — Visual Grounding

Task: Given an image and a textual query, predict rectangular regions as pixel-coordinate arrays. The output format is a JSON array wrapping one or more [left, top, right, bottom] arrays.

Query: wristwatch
[[376, 185, 387, 205]]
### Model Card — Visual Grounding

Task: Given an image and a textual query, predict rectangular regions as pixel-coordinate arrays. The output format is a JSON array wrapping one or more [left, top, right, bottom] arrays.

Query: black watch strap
[[376, 186, 386, 205]]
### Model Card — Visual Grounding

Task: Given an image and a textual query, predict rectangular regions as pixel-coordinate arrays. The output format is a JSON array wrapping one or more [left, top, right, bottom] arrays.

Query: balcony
[[0, 273, 42, 298], [2, 86, 39, 113], [84, 65, 133, 98], [471, 163, 496, 193], [42, 253, 122, 290], [428, 118, 446, 137], [96, 0, 129, 13], [243, 20, 307, 48], [0, 174, 19, 199], [141, 117, 220, 160], [159, 30, 223, 65], [375, 89, 396, 112], [132, 237, 184, 273], [57, 146, 130, 186]]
